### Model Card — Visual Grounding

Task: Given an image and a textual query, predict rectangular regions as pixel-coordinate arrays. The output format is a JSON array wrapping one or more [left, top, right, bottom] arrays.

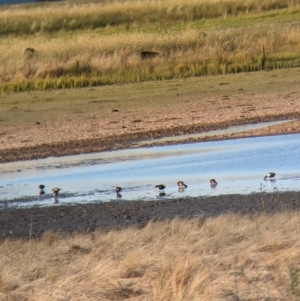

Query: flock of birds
[[37, 172, 276, 202], [154, 179, 218, 196]]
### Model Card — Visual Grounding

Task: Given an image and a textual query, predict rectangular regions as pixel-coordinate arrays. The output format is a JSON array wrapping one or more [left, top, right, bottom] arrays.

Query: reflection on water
[[0, 132, 299, 210]]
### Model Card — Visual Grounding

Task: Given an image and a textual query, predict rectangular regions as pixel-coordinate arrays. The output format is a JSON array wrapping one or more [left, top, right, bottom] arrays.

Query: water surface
[[1, 133, 299, 209]]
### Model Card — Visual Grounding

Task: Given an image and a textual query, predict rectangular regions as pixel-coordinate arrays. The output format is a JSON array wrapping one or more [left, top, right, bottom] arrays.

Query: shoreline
[[1, 114, 300, 163], [1, 191, 300, 238]]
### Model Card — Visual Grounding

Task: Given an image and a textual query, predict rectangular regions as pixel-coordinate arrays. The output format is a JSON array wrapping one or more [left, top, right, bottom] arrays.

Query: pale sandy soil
[[1, 87, 299, 162]]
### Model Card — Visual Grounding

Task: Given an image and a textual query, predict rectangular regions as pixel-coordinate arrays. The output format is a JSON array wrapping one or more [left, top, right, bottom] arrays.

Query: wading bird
[[177, 181, 187, 192], [52, 188, 61, 197], [115, 187, 122, 198], [155, 184, 166, 192], [210, 179, 218, 187], [264, 172, 276, 180], [39, 184, 45, 195], [177, 181, 187, 188]]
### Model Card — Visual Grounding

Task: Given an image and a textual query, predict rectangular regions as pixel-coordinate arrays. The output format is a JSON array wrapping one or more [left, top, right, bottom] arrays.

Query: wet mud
[[1, 191, 300, 238]]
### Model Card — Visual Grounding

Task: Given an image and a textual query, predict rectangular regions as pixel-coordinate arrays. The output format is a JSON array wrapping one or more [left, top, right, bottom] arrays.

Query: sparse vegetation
[[1, 212, 300, 300], [1, 0, 300, 92]]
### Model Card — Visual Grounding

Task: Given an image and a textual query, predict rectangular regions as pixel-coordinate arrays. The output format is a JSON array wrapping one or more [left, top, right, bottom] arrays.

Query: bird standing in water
[[115, 187, 122, 198], [52, 188, 61, 197], [177, 181, 187, 188], [155, 184, 166, 192], [177, 181, 187, 192], [39, 184, 45, 195], [264, 172, 276, 180], [210, 179, 218, 187], [52, 188, 61, 204]]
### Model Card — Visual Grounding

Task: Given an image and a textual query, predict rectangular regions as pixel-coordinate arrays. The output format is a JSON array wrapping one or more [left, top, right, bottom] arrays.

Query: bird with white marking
[[210, 179, 218, 187], [264, 172, 276, 180], [52, 188, 61, 197], [177, 181, 187, 188]]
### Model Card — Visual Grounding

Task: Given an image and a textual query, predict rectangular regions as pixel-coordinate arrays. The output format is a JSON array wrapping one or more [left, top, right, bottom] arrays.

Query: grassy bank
[[1, 212, 300, 300], [1, 0, 300, 92]]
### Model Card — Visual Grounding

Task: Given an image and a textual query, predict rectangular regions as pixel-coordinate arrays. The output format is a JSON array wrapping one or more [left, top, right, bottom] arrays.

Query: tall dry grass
[[1, 0, 300, 92], [1, 212, 300, 300], [1, 0, 299, 35], [1, 22, 300, 92]]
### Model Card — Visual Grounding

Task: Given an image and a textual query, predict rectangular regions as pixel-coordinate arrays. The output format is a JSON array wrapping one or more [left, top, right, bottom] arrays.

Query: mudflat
[[2, 191, 300, 238]]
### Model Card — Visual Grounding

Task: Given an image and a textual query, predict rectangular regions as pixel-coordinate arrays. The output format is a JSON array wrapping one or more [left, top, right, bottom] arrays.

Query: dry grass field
[[1, 0, 300, 92], [2, 212, 300, 300]]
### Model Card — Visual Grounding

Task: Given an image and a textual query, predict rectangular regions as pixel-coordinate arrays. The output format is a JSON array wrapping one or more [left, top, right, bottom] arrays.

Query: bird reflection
[[39, 184, 45, 196], [158, 192, 166, 197], [53, 197, 59, 204]]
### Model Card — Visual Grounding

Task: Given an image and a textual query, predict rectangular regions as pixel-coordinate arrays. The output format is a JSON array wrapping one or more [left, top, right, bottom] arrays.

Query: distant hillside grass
[[1, 0, 300, 92], [1, 0, 300, 35]]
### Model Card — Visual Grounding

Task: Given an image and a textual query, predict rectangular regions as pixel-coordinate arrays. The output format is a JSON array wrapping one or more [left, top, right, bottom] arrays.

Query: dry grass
[[1, 0, 300, 91], [1, 212, 300, 300], [1, 0, 299, 35], [1, 22, 300, 92]]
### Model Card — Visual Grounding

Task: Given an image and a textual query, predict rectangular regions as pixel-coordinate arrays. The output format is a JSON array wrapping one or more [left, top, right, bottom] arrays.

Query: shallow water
[[1, 131, 299, 209]]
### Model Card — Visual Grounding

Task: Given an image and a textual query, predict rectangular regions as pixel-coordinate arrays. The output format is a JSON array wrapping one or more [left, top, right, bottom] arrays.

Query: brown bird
[[52, 188, 61, 197], [210, 179, 218, 187], [177, 181, 187, 188], [115, 187, 122, 193]]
